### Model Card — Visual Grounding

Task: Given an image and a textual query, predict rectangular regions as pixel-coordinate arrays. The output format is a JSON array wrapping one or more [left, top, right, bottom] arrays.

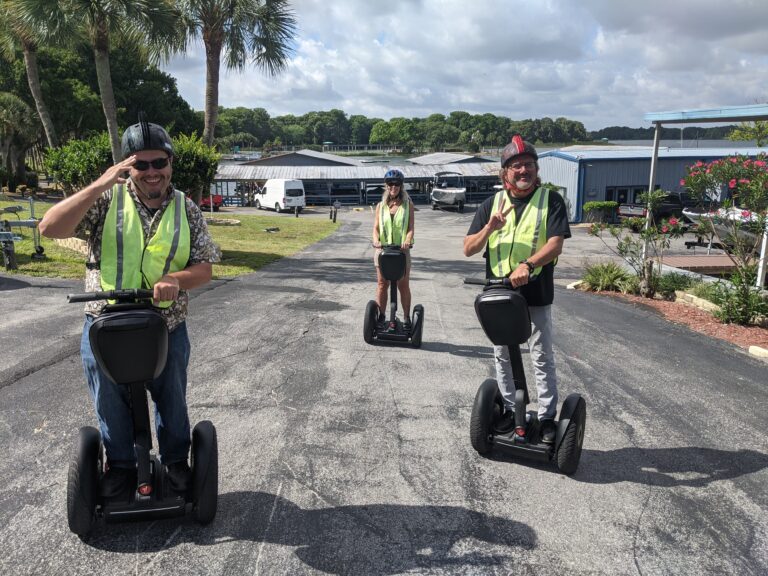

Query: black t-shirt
[[466, 188, 571, 306]]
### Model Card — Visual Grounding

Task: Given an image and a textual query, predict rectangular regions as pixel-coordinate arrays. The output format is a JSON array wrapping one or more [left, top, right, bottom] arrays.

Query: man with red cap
[[463, 135, 571, 443]]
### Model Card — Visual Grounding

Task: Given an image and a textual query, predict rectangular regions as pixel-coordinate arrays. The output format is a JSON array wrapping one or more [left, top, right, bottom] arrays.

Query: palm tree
[[0, 1, 59, 148], [177, 0, 297, 146], [0, 91, 39, 190], [10, 0, 181, 162]]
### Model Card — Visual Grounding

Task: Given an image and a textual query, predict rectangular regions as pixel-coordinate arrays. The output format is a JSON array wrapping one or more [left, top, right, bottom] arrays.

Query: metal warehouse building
[[213, 149, 500, 207], [538, 145, 766, 223]]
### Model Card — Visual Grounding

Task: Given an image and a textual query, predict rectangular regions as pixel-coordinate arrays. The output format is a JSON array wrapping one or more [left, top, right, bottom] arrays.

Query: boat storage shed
[[538, 145, 766, 223]]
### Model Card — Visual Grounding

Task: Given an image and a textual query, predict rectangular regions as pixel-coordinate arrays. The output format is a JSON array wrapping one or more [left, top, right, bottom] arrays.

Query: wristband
[[519, 260, 534, 273]]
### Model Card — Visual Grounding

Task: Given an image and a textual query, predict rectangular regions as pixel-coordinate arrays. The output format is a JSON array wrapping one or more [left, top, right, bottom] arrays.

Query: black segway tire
[[469, 379, 501, 455], [364, 300, 378, 344], [67, 426, 102, 537], [555, 396, 586, 475], [411, 304, 424, 348], [191, 420, 218, 524]]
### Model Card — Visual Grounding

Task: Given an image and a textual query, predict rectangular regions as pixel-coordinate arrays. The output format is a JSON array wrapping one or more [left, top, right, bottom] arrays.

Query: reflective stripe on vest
[[100, 185, 191, 307], [378, 199, 410, 245], [488, 187, 549, 278]]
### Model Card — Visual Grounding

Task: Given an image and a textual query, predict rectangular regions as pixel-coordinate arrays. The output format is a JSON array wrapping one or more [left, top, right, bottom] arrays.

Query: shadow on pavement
[[576, 446, 768, 487], [0, 276, 31, 291], [85, 492, 537, 574]]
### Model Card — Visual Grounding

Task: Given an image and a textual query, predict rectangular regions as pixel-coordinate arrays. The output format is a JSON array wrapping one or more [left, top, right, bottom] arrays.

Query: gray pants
[[493, 304, 558, 421]]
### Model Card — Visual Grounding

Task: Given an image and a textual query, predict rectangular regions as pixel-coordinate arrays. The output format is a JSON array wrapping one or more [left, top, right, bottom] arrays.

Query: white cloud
[[160, 0, 768, 130]]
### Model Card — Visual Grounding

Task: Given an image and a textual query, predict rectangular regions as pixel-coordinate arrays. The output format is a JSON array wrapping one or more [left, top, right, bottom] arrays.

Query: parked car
[[429, 172, 466, 212], [254, 179, 306, 212], [200, 194, 223, 212]]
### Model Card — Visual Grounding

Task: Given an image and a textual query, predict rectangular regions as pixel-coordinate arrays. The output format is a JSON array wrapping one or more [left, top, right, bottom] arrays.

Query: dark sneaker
[[540, 419, 556, 444], [165, 461, 191, 492], [494, 409, 515, 433], [100, 466, 133, 498], [403, 318, 412, 332]]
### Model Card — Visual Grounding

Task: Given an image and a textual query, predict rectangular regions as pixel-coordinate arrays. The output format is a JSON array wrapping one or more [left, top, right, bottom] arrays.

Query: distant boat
[[682, 206, 763, 249]]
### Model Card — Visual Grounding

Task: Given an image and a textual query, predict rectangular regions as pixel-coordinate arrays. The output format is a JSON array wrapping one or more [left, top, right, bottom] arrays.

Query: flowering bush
[[682, 154, 768, 324], [587, 190, 686, 297]]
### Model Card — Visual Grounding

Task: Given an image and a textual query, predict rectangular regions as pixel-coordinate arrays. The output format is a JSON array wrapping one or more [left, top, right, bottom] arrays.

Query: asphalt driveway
[[0, 206, 766, 575]]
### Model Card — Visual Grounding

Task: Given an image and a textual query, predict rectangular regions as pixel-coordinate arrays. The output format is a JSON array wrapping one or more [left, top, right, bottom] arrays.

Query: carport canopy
[[643, 104, 768, 288]]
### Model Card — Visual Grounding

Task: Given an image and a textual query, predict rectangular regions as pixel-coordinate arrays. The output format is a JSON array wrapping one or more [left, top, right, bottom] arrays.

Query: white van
[[255, 179, 306, 212]]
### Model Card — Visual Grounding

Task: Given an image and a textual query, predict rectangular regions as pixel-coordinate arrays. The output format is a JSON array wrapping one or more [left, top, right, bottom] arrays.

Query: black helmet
[[121, 119, 174, 159], [384, 169, 404, 183]]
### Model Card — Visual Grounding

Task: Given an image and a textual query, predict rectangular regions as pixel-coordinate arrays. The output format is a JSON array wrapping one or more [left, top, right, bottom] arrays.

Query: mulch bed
[[596, 291, 768, 350]]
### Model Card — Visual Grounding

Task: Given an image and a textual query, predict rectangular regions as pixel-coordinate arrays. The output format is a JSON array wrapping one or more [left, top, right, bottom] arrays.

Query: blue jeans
[[80, 316, 191, 468]]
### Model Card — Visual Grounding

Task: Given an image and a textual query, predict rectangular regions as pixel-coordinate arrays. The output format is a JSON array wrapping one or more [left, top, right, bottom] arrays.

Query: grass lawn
[[0, 197, 339, 279]]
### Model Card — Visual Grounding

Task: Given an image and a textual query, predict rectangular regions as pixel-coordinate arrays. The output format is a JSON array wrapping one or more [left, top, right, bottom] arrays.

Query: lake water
[[609, 139, 760, 149]]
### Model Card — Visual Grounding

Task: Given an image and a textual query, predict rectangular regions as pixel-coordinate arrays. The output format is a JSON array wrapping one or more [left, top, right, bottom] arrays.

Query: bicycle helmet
[[121, 116, 174, 159], [500, 135, 537, 167], [384, 169, 405, 184]]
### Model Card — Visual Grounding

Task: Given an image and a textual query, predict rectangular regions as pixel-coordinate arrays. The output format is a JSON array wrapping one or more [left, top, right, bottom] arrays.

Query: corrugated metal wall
[[540, 156, 722, 222], [539, 157, 580, 221]]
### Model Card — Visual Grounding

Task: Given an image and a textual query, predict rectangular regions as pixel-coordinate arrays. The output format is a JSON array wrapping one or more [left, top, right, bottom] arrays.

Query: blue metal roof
[[644, 104, 768, 124], [539, 146, 766, 162]]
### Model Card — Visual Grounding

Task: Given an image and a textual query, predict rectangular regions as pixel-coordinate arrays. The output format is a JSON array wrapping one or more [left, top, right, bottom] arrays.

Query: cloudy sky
[[160, 0, 768, 131]]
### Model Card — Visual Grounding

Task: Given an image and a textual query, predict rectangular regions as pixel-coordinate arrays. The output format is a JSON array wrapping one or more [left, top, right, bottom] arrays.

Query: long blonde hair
[[380, 184, 411, 206]]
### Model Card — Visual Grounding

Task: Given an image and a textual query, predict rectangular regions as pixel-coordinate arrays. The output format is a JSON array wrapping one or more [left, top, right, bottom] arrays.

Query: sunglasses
[[133, 157, 170, 171], [385, 181, 402, 187]]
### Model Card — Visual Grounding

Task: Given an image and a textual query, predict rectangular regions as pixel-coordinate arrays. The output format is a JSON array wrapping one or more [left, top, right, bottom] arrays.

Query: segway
[[66, 289, 218, 537], [466, 278, 586, 474], [364, 244, 424, 347]]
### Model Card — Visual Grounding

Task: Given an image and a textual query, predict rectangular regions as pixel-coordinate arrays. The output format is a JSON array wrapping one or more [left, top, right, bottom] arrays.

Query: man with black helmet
[[40, 120, 219, 496], [463, 135, 570, 444]]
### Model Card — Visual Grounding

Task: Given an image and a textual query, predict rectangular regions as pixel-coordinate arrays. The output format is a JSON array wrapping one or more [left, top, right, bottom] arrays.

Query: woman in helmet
[[372, 169, 415, 325]]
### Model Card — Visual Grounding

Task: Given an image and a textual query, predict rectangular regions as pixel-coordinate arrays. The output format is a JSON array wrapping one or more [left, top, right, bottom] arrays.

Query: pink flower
[[730, 158, 738, 163], [739, 178, 750, 185], [661, 225, 669, 233], [729, 179, 737, 189], [754, 160, 766, 167], [741, 210, 752, 218], [679, 179, 686, 186], [669, 217, 678, 226], [695, 161, 704, 167]]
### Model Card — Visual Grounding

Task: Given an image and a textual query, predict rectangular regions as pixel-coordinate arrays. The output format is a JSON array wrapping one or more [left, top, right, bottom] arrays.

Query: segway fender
[[554, 393, 585, 453]]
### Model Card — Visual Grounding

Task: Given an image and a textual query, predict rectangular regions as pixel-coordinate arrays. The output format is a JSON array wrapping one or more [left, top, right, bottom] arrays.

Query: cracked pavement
[[0, 206, 766, 575]]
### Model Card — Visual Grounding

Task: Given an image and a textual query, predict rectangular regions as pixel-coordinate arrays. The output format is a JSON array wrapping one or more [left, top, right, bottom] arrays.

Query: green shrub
[[582, 262, 635, 292], [583, 201, 618, 223], [624, 216, 645, 232], [712, 269, 768, 325], [689, 281, 722, 304], [656, 272, 696, 299]]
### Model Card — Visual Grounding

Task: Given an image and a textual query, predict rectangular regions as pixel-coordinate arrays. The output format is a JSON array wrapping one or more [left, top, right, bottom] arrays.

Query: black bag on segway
[[474, 287, 531, 346], [378, 247, 406, 282]]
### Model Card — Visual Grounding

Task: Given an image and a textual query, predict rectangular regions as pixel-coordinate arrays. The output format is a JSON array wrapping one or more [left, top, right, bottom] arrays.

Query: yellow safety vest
[[100, 185, 191, 308], [378, 199, 411, 245], [488, 187, 549, 278]]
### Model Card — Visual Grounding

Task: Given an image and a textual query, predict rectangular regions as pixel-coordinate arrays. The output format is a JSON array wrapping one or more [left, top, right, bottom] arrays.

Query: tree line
[[217, 109, 590, 153]]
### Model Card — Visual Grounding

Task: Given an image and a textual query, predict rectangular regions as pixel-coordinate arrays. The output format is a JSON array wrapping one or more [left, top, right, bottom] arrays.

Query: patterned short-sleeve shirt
[[75, 181, 220, 331]]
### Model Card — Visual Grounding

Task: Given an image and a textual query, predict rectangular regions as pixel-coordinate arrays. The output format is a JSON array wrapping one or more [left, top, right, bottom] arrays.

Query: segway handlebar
[[372, 243, 414, 249], [67, 288, 155, 303], [463, 277, 512, 287]]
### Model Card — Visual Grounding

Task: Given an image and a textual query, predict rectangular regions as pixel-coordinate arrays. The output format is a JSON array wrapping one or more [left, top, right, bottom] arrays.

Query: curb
[[748, 345, 768, 360]]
